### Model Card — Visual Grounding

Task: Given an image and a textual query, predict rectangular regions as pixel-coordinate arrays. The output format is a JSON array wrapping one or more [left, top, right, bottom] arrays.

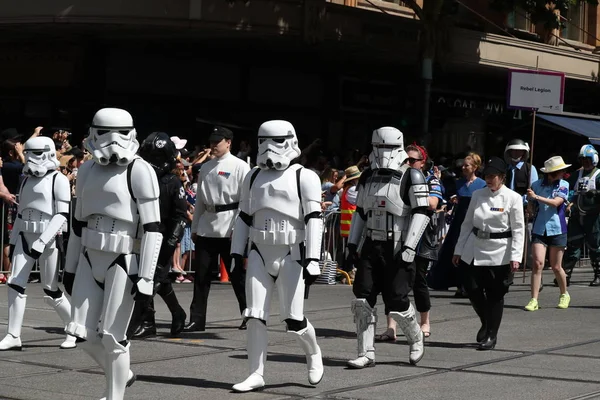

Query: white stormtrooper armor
[[0, 137, 77, 351], [346, 127, 430, 369], [64, 108, 162, 400], [230, 120, 324, 392]]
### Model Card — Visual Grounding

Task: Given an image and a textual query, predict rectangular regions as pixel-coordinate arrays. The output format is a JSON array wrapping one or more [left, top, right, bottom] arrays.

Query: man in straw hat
[[562, 145, 600, 287], [524, 156, 571, 312]]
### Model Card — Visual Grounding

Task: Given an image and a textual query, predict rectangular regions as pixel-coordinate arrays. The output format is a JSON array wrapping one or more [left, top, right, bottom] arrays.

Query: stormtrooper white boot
[[347, 299, 377, 369], [43, 294, 77, 349], [232, 319, 267, 392], [288, 319, 324, 385], [80, 337, 136, 400], [102, 334, 131, 400], [0, 288, 27, 351], [390, 303, 424, 365]]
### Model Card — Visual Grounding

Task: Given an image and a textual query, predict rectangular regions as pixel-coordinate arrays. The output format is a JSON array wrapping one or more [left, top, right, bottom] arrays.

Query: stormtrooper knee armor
[[345, 127, 429, 366], [63, 108, 163, 400], [230, 120, 324, 392], [0, 136, 76, 351]]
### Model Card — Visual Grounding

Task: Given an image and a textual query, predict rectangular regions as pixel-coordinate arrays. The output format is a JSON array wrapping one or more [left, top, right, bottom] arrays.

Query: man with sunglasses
[[562, 144, 600, 286]]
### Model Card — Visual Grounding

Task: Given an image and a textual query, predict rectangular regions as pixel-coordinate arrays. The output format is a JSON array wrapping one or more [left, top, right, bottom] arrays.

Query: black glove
[[130, 275, 152, 303], [63, 272, 76, 296], [231, 254, 244, 274], [30, 249, 42, 260], [344, 243, 358, 272]]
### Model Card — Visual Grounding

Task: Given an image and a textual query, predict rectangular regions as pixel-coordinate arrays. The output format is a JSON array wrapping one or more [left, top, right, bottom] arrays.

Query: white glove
[[136, 278, 154, 297], [401, 247, 416, 264], [305, 260, 321, 277], [31, 239, 46, 255]]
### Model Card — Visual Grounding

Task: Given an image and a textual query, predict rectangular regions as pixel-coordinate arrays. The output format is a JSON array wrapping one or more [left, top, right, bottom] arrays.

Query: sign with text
[[508, 69, 565, 112]]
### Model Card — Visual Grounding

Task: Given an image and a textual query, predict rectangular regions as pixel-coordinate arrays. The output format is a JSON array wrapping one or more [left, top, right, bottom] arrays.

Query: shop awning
[[538, 113, 600, 145]]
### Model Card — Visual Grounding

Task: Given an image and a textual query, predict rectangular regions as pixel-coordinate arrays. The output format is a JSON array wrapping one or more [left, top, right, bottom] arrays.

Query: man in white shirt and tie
[[185, 126, 251, 332]]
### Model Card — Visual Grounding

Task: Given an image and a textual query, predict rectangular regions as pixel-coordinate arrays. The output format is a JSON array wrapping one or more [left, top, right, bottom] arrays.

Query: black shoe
[[184, 321, 205, 332], [238, 320, 247, 330], [132, 322, 156, 339], [171, 309, 187, 336], [477, 336, 497, 351], [590, 276, 600, 287], [476, 325, 487, 343]]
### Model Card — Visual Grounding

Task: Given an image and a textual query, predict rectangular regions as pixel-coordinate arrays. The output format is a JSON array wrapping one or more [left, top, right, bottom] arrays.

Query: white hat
[[170, 136, 187, 150], [540, 156, 571, 173]]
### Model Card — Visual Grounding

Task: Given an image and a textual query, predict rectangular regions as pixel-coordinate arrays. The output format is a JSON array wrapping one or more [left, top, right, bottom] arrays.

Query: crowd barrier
[[0, 200, 591, 278]]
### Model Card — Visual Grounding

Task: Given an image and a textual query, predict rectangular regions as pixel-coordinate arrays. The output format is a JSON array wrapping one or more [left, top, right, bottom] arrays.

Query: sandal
[[374, 330, 396, 342], [421, 324, 431, 338]]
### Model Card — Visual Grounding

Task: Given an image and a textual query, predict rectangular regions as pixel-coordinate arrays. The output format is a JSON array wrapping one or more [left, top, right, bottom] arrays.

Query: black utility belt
[[205, 202, 240, 213], [472, 227, 512, 239]]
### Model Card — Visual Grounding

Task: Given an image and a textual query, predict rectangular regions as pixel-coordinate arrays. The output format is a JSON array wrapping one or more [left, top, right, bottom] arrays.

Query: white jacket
[[454, 185, 524, 266], [191, 152, 250, 238]]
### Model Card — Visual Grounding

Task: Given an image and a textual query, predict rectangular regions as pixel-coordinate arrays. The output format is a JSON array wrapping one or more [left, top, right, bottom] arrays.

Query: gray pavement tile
[[549, 342, 600, 358], [0, 360, 59, 379], [327, 370, 600, 400], [0, 381, 96, 400], [466, 353, 600, 383]]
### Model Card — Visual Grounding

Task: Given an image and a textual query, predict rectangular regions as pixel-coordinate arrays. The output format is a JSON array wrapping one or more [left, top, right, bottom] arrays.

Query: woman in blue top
[[427, 153, 487, 292], [525, 156, 571, 311]]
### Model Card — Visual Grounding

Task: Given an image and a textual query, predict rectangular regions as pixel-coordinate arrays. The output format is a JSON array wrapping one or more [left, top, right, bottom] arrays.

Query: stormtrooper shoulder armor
[[129, 158, 160, 201], [298, 167, 322, 215], [405, 167, 429, 209]]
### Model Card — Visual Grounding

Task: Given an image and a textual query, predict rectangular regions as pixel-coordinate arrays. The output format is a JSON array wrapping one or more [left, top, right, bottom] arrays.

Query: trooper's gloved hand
[[131, 275, 153, 303], [399, 246, 416, 264], [303, 259, 320, 286], [344, 243, 358, 272], [30, 239, 45, 260], [63, 272, 76, 296], [230, 254, 244, 273]]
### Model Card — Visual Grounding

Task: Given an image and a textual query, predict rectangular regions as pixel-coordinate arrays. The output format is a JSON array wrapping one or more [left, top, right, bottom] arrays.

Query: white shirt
[[191, 152, 250, 238], [454, 185, 524, 266]]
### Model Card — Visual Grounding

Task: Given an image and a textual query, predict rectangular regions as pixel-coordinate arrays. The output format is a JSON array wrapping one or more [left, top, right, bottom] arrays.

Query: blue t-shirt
[[531, 178, 569, 236]]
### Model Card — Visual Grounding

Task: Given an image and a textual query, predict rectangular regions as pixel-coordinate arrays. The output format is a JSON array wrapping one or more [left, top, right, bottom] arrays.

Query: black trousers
[[464, 262, 513, 337], [189, 236, 246, 324], [353, 239, 415, 312], [413, 256, 431, 313]]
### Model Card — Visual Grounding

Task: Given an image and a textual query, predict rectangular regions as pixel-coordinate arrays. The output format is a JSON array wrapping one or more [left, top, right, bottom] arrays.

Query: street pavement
[[1, 266, 600, 400]]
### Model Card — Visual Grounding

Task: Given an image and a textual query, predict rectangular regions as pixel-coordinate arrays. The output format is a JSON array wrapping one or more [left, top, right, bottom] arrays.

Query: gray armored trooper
[[344, 127, 430, 368]]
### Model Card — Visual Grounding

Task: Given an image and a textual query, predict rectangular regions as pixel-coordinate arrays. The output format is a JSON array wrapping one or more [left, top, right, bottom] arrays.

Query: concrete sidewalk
[[0, 266, 599, 400]]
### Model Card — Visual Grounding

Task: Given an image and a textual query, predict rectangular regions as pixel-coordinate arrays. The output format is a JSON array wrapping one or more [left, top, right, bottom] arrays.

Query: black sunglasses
[[406, 157, 423, 164]]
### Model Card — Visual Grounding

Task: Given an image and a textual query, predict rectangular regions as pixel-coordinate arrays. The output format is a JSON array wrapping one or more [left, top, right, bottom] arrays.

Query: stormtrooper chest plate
[[249, 168, 302, 221], [362, 171, 409, 217], [79, 164, 138, 223], [19, 174, 55, 216]]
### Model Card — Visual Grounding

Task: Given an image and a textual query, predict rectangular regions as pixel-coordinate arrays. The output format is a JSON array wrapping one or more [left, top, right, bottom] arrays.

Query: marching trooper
[[344, 127, 430, 368], [127, 132, 188, 338], [0, 137, 77, 351], [63, 108, 162, 400], [562, 144, 600, 286], [230, 120, 324, 392]]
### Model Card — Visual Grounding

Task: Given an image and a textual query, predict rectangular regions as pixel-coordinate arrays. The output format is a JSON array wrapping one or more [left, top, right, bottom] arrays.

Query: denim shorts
[[532, 233, 567, 248]]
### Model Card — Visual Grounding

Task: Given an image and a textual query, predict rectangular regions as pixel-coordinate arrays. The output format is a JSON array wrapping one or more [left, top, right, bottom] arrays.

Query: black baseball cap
[[0, 128, 23, 142], [209, 126, 233, 143], [482, 156, 507, 176]]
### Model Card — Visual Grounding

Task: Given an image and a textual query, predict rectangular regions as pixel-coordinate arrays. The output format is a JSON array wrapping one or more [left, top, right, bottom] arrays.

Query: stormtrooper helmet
[[85, 108, 139, 166], [504, 139, 530, 165], [256, 120, 301, 170], [579, 144, 599, 167], [369, 127, 407, 170], [139, 132, 178, 177], [22, 137, 60, 177]]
